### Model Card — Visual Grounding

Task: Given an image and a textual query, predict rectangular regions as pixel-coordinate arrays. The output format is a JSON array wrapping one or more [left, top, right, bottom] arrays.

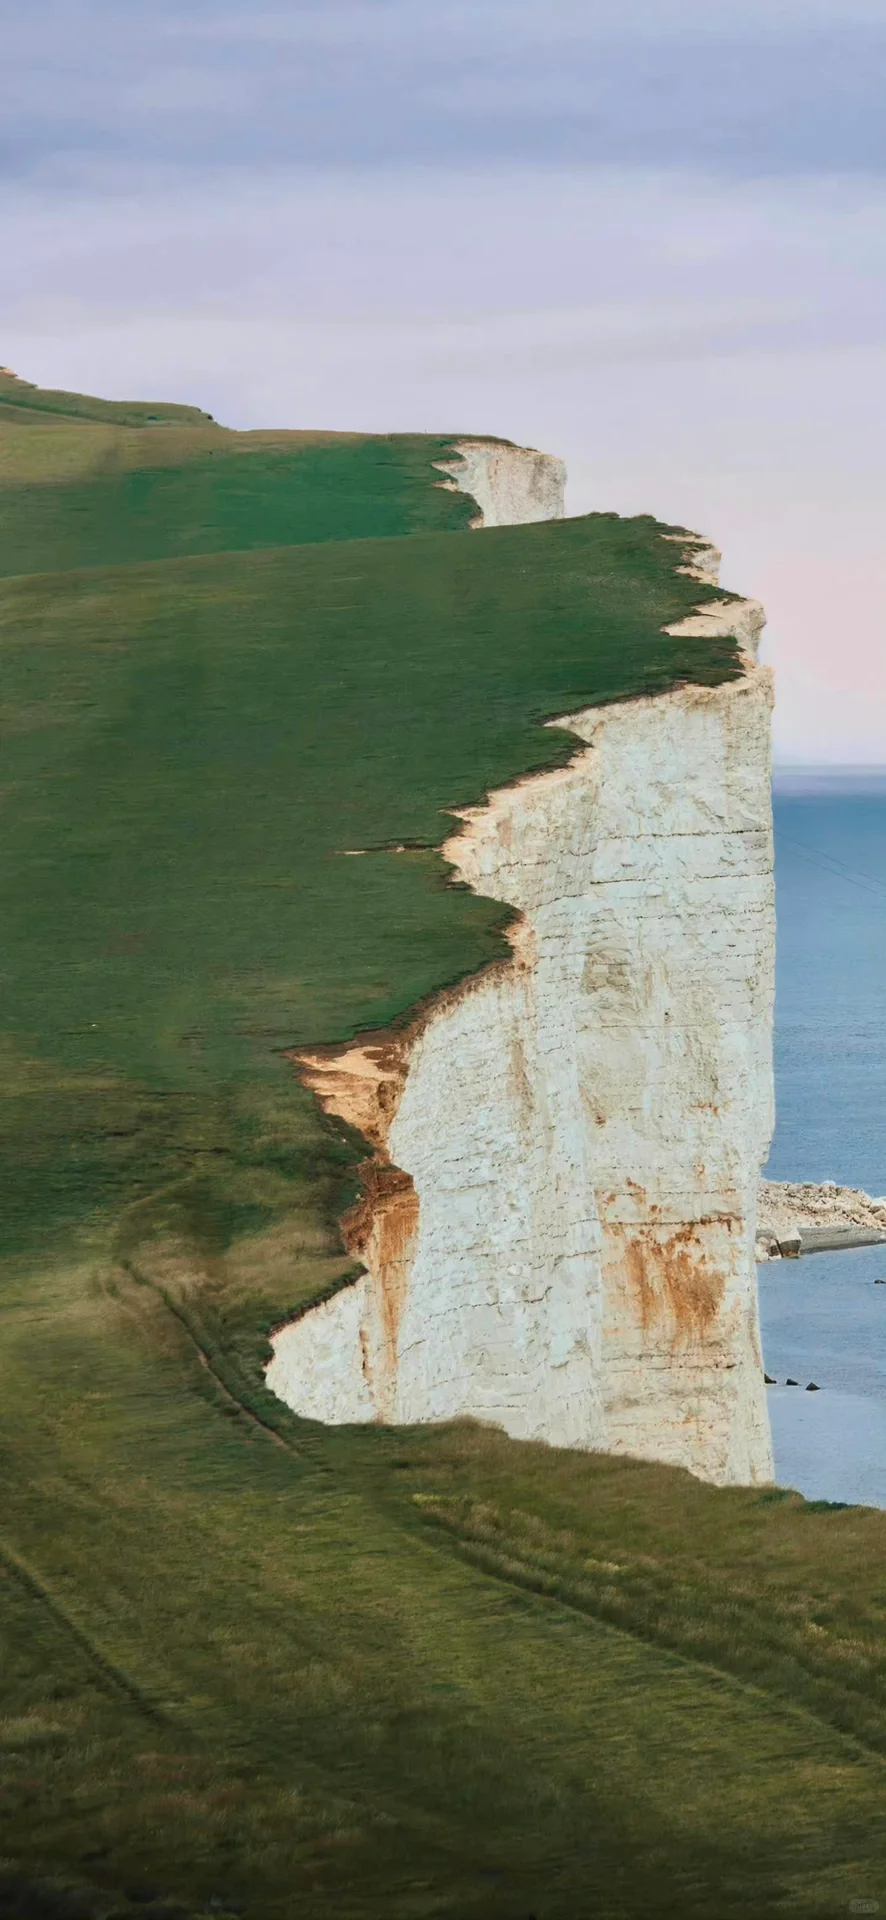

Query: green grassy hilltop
[[1, 372, 885, 1920], [0, 368, 476, 576]]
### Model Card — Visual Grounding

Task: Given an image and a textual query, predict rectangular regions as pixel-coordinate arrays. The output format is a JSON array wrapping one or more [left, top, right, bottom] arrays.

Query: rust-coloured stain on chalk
[[612, 1222, 727, 1342], [342, 1160, 419, 1378], [284, 942, 525, 1410], [286, 1032, 422, 1408]]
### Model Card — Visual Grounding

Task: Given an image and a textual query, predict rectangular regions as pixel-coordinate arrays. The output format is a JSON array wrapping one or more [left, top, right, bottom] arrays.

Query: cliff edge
[[435, 438, 567, 526], [14, 375, 886, 1915], [267, 465, 776, 1488]]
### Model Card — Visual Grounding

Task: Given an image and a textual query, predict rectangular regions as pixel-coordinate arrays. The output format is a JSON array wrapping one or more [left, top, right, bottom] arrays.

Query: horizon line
[[773, 762, 886, 772]]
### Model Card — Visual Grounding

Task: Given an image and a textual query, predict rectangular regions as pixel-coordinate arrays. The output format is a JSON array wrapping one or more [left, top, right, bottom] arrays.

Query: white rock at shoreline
[[757, 1179, 886, 1259]]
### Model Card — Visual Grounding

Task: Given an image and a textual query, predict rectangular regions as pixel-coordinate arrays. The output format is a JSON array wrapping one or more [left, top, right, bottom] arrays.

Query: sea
[[759, 771, 886, 1507]]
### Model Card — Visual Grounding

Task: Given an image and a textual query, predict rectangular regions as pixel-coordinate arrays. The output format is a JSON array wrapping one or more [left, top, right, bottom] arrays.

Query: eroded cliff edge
[[435, 438, 567, 526], [266, 460, 776, 1488]]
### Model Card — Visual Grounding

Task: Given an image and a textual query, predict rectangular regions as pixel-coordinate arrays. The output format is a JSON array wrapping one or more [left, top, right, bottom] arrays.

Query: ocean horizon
[[759, 766, 886, 1506]]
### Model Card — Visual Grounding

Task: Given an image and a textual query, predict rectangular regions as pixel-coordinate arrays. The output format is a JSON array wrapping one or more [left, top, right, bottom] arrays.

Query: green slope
[[0, 512, 739, 1297], [0, 366, 217, 427], [0, 369, 476, 576], [0, 432, 480, 577], [2, 376, 885, 1920]]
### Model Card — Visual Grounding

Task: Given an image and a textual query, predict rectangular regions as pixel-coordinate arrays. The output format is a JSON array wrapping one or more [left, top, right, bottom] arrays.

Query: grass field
[[0, 369, 476, 577], [1, 375, 884, 1919]]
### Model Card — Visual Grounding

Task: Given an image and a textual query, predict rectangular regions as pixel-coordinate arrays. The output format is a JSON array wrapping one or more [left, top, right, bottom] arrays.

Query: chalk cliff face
[[435, 439, 567, 527], [266, 471, 776, 1488]]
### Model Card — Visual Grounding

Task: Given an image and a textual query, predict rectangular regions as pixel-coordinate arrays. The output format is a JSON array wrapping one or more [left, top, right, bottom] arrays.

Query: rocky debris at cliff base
[[757, 1179, 886, 1260]]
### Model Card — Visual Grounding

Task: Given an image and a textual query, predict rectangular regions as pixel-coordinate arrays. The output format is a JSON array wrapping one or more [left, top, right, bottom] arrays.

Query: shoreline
[[757, 1178, 886, 1261], [792, 1226, 886, 1256]]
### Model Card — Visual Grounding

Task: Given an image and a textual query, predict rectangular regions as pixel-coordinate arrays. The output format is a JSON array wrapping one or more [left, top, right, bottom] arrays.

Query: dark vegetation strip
[[409, 1496, 886, 1773], [0, 1532, 169, 1727], [410, 1497, 886, 1762], [360, 1417, 886, 1770], [120, 1257, 295, 1453]]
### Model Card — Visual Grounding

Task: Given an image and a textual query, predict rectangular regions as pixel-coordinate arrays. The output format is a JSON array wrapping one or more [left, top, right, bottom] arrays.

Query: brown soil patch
[[293, 1035, 411, 1151]]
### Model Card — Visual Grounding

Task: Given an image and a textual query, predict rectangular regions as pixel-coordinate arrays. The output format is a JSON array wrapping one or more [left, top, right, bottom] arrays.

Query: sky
[[4, 0, 886, 762]]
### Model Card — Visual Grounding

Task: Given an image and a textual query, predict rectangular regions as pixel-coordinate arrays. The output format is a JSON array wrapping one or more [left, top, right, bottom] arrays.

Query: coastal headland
[[3, 368, 886, 1917]]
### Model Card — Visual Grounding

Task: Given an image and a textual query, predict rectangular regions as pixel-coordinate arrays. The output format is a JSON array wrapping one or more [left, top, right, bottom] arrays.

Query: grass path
[[2, 1248, 886, 1916]]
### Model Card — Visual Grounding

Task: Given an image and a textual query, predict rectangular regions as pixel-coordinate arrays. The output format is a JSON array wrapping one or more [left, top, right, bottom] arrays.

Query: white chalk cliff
[[434, 438, 567, 527], [266, 447, 776, 1487]]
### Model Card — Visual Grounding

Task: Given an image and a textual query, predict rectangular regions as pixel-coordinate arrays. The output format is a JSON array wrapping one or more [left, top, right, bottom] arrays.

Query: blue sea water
[[758, 772, 886, 1506]]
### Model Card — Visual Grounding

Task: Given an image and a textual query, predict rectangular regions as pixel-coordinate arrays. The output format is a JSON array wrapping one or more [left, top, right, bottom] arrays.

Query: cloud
[[5, 164, 885, 341], [4, 2, 886, 179], [155, 2, 886, 46]]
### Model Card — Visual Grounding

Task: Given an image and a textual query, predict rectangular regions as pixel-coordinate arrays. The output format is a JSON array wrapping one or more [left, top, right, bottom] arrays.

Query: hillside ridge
[[6, 375, 874, 1920]]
